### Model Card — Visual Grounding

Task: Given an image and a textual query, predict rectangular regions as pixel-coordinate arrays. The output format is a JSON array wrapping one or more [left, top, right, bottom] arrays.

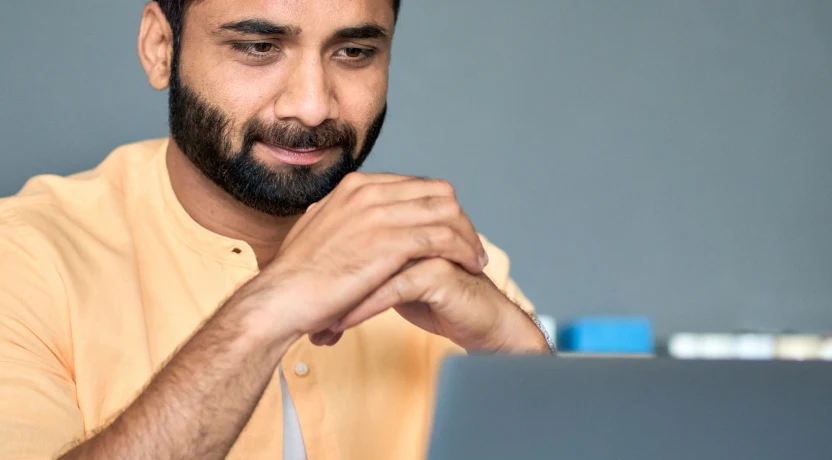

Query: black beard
[[167, 64, 387, 217]]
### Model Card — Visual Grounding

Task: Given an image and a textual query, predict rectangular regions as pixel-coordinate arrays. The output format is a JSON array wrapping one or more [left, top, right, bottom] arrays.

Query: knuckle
[[422, 196, 461, 216], [340, 172, 367, 190], [353, 183, 383, 205], [364, 205, 389, 223], [419, 195, 442, 212], [440, 198, 463, 218], [430, 226, 456, 245], [391, 275, 411, 303], [432, 179, 456, 197], [425, 257, 454, 274], [411, 227, 435, 250]]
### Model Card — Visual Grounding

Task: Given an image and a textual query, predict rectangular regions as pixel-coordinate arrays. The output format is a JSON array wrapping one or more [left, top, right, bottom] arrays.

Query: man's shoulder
[[0, 138, 167, 252]]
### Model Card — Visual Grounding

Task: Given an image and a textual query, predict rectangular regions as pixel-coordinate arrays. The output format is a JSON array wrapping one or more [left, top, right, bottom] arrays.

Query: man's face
[[169, 0, 394, 216]]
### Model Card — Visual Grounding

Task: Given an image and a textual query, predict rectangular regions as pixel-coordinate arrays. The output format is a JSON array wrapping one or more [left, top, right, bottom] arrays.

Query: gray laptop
[[427, 356, 832, 460]]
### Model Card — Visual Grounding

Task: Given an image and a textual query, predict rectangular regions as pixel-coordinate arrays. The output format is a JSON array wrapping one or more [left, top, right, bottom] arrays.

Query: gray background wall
[[1, 1, 830, 336]]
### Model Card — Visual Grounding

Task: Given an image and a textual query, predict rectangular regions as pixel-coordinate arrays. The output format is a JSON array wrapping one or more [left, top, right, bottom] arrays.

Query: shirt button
[[294, 362, 309, 377]]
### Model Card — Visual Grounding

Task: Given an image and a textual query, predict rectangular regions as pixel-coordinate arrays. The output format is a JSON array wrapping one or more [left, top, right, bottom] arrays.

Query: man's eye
[[250, 43, 275, 54], [232, 42, 278, 58], [337, 47, 375, 60]]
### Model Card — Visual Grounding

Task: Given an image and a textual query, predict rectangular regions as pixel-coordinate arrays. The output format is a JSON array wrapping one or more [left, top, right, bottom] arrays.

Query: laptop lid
[[428, 355, 832, 460]]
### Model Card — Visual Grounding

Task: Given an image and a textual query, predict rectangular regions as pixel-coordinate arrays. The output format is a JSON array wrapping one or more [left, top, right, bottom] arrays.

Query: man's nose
[[273, 54, 339, 128]]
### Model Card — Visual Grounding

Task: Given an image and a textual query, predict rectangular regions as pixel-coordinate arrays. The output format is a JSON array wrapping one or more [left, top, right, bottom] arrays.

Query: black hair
[[154, 0, 401, 49]]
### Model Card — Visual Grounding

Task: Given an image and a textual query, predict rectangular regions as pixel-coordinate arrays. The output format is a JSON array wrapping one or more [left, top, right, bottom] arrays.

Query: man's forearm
[[60, 287, 298, 460]]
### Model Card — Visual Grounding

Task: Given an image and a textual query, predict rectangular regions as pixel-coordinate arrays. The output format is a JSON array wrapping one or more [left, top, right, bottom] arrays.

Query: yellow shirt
[[0, 139, 534, 460]]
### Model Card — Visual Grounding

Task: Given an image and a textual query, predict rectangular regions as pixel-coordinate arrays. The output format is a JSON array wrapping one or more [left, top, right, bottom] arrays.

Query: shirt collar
[[152, 139, 258, 269]]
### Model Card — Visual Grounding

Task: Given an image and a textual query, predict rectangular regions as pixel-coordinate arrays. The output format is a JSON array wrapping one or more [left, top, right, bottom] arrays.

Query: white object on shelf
[[668, 333, 701, 359], [819, 338, 832, 361], [699, 334, 735, 360], [733, 334, 776, 360], [776, 335, 822, 361]]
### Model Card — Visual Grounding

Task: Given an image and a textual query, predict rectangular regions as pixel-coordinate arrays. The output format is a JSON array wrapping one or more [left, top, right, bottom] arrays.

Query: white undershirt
[[278, 364, 308, 460]]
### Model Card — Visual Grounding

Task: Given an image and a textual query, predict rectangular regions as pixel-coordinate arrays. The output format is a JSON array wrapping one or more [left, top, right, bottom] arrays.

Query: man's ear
[[138, 1, 174, 90]]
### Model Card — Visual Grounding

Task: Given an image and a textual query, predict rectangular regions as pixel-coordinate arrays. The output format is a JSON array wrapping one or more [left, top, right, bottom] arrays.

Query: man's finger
[[335, 172, 415, 198], [370, 196, 486, 267], [334, 259, 446, 331], [348, 177, 457, 207], [309, 329, 343, 346], [391, 225, 483, 275], [286, 173, 414, 242]]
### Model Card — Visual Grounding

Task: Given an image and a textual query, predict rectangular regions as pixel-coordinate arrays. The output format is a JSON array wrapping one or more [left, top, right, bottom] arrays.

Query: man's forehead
[[190, 0, 395, 34]]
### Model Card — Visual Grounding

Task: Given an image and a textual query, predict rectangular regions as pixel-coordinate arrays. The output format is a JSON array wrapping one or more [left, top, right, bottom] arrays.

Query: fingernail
[[479, 252, 489, 268], [310, 332, 326, 346], [306, 202, 317, 212]]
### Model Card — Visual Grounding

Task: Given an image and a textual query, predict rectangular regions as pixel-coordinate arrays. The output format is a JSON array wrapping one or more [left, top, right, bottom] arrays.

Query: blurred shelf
[[557, 352, 655, 359]]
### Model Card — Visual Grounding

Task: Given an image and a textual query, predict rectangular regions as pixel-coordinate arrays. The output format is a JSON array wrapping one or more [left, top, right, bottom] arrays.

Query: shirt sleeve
[[0, 224, 84, 459]]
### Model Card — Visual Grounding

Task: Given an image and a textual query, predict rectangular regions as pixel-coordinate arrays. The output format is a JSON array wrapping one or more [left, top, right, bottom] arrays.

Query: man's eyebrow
[[333, 24, 389, 41], [217, 19, 301, 36]]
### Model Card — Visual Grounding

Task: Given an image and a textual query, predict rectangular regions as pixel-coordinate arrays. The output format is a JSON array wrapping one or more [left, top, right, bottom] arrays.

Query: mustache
[[243, 118, 358, 151]]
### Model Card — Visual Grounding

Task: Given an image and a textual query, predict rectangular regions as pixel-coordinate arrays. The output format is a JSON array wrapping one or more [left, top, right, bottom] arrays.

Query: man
[[0, 0, 551, 459]]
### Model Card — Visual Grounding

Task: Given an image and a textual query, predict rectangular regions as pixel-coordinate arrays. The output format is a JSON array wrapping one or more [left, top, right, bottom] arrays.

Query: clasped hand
[[251, 172, 547, 353]]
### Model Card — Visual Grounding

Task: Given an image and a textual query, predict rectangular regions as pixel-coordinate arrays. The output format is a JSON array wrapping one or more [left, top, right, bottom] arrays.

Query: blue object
[[558, 316, 655, 353]]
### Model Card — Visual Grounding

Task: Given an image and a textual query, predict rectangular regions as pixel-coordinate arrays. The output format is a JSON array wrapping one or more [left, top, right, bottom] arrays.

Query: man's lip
[[258, 142, 331, 166]]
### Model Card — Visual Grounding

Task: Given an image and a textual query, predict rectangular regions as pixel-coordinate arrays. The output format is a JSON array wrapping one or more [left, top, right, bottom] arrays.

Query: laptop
[[427, 355, 832, 460]]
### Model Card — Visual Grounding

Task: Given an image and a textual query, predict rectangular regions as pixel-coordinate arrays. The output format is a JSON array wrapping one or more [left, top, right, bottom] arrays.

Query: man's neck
[[165, 141, 300, 268]]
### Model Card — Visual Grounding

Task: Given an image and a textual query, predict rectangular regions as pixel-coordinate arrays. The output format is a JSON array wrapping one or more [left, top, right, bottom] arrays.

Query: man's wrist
[[226, 279, 304, 355]]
